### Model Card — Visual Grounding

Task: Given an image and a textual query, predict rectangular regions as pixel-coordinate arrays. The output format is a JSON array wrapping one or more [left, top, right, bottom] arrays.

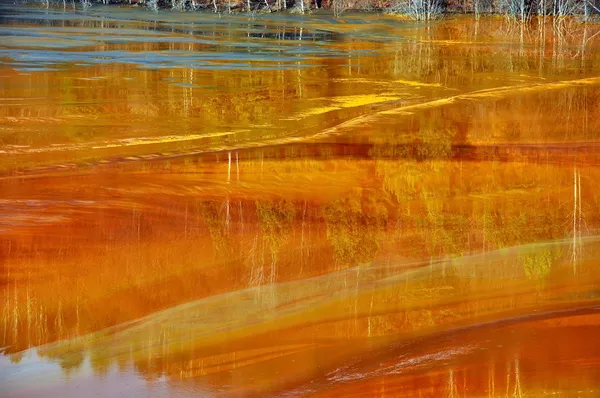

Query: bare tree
[[583, 0, 600, 18], [500, 0, 533, 21], [474, 0, 493, 18], [30, 0, 600, 17], [388, 0, 445, 20], [172, 0, 186, 10], [555, 0, 579, 18], [333, 0, 345, 16]]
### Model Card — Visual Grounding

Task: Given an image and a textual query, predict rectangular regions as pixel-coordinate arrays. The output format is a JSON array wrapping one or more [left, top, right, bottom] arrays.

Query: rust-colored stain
[[2, 5, 600, 397]]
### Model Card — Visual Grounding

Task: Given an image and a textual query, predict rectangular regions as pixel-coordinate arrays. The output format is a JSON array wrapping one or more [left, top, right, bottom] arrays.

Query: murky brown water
[[2, 4, 600, 397]]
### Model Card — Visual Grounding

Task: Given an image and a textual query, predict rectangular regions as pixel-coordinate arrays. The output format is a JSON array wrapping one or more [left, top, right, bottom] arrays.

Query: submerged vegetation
[[34, 0, 600, 20]]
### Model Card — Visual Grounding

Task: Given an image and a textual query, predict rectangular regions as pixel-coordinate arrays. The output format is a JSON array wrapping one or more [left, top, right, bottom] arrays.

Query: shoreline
[[10, 1, 600, 23]]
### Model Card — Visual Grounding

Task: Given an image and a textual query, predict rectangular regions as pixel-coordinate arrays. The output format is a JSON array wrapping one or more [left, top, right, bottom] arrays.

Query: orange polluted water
[[2, 4, 600, 397]]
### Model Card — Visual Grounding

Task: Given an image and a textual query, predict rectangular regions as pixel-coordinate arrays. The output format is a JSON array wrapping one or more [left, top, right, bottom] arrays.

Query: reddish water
[[2, 4, 600, 397]]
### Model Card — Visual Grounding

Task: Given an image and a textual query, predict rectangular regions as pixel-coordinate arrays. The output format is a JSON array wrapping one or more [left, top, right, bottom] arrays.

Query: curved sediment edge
[[2, 75, 600, 180], [319, 75, 600, 135], [283, 303, 600, 396], [9, 234, 599, 357]]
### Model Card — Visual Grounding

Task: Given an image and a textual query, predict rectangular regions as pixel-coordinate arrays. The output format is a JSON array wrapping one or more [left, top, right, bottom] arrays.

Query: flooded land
[[2, 3, 600, 397]]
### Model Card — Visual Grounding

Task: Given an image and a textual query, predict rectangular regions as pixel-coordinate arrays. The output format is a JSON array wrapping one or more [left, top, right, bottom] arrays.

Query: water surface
[[2, 3, 600, 397]]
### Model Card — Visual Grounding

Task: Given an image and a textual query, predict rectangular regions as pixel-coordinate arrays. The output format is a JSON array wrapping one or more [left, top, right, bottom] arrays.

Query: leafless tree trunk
[[539, 0, 546, 16], [571, 167, 582, 275], [500, 0, 533, 21], [554, 0, 578, 19], [333, 0, 345, 16], [388, 0, 444, 20], [583, 0, 600, 18]]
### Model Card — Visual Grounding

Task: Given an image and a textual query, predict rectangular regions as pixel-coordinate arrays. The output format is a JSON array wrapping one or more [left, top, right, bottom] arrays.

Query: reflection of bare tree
[[504, 354, 523, 397], [571, 166, 583, 274], [202, 201, 233, 254], [323, 192, 387, 270], [251, 201, 296, 286], [447, 368, 459, 398]]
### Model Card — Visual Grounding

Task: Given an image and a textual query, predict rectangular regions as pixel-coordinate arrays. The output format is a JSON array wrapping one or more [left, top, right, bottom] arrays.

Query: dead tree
[[388, 0, 445, 20], [500, 0, 534, 20], [333, 0, 345, 16]]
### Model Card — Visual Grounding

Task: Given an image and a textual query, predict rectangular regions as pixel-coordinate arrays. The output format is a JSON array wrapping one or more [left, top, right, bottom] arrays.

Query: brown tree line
[[42, 0, 600, 19]]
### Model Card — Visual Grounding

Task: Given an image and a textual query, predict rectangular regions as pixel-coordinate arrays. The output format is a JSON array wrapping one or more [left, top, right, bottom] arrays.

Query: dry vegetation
[[37, 0, 600, 21]]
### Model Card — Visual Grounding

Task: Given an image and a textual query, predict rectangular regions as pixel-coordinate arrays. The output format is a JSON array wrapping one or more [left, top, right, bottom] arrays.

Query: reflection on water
[[2, 2, 600, 397]]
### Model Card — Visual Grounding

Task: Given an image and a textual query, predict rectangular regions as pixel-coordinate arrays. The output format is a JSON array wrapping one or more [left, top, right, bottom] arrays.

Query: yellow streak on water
[[321, 76, 600, 137], [394, 79, 444, 87], [287, 94, 402, 119]]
